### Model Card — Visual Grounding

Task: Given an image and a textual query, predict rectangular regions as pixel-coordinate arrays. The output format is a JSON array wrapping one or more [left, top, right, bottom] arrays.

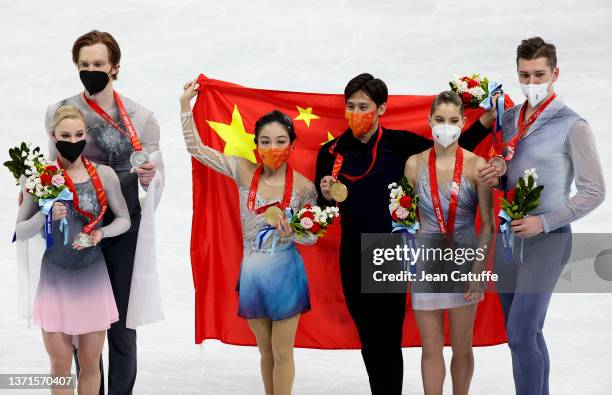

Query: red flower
[[301, 211, 314, 220], [461, 76, 470, 82], [467, 79, 479, 88], [304, 203, 312, 209], [40, 173, 52, 186], [45, 165, 58, 174], [391, 209, 400, 222], [461, 92, 473, 103], [310, 223, 321, 234], [399, 195, 412, 208], [506, 188, 517, 203]]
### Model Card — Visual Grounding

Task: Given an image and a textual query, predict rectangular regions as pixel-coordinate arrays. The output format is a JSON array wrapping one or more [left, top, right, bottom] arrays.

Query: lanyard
[[429, 146, 463, 241], [57, 156, 108, 234], [247, 164, 293, 213]]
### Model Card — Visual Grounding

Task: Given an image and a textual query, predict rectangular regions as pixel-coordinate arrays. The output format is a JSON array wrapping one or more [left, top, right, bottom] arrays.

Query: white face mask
[[520, 81, 551, 107], [431, 124, 461, 148]]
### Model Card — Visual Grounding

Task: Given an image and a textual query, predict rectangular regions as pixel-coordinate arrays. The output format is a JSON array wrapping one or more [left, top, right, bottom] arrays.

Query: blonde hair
[[51, 105, 87, 132]]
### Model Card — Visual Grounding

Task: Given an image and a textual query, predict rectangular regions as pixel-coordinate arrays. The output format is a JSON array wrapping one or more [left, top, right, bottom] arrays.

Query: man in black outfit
[[314, 73, 495, 394]]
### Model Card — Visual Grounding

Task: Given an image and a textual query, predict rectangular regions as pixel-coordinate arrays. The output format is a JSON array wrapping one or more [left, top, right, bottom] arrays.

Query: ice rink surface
[[1, 0, 611, 393]]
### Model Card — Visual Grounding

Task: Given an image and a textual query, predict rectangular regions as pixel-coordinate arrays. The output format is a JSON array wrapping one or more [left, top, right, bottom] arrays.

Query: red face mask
[[258, 146, 291, 170], [345, 110, 376, 138]]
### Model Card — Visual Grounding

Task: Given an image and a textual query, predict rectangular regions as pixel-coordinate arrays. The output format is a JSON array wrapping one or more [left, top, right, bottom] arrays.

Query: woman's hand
[[90, 229, 103, 246], [463, 284, 483, 302], [72, 230, 102, 250], [51, 202, 68, 221], [275, 215, 294, 239], [180, 79, 200, 109], [477, 163, 500, 188]]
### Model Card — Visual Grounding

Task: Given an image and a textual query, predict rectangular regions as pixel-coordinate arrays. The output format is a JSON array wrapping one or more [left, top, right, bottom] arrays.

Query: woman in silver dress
[[404, 91, 494, 395]]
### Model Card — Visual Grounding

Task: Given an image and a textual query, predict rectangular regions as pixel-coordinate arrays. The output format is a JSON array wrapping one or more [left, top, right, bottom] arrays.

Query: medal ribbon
[[57, 156, 108, 235], [83, 91, 143, 152], [429, 146, 463, 241], [489, 93, 557, 161], [329, 125, 383, 182], [247, 164, 294, 214]]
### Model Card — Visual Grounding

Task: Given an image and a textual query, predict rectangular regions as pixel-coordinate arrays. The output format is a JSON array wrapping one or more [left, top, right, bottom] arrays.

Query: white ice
[[1, 0, 611, 394]]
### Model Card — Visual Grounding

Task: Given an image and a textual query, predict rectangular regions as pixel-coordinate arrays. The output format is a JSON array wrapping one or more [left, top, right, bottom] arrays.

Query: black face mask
[[56, 140, 86, 163], [79, 70, 111, 95]]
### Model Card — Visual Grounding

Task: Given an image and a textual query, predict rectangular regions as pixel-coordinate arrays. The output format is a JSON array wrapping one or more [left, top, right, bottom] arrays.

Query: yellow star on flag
[[321, 131, 336, 145], [294, 106, 320, 127], [206, 105, 257, 163]]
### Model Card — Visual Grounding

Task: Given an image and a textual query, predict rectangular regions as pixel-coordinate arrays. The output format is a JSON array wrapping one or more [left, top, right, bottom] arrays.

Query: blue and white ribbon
[[39, 188, 74, 248], [256, 208, 294, 254], [499, 209, 525, 265], [480, 81, 505, 133], [498, 209, 514, 264], [392, 221, 420, 274]]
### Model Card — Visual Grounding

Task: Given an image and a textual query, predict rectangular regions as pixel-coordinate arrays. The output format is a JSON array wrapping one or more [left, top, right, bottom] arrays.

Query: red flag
[[191, 74, 510, 348]]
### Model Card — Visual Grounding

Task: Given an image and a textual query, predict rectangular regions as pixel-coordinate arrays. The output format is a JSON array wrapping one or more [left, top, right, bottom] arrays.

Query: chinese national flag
[[191, 74, 509, 348]]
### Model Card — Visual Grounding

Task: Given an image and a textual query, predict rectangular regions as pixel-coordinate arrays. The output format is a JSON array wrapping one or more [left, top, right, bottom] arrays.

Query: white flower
[[22, 151, 28, 158], [523, 168, 538, 182]]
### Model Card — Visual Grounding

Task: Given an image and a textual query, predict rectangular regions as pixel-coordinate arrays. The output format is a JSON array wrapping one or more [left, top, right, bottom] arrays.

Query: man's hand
[[319, 175, 337, 202], [511, 216, 544, 238], [136, 162, 157, 187], [478, 91, 501, 127]]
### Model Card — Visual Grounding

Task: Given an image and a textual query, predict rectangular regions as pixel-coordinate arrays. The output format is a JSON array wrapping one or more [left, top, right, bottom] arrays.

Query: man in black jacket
[[314, 73, 495, 394]]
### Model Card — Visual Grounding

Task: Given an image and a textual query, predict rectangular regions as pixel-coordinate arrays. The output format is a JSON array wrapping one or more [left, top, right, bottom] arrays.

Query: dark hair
[[344, 73, 388, 107], [72, 30, 121, 80], [516, 37, 557, 69], [254, 110, 296, 143], [430, 91, 464, 116]]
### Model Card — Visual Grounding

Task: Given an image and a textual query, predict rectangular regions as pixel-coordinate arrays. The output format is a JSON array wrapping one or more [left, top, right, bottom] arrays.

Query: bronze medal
[[488, 156, 507, 176]]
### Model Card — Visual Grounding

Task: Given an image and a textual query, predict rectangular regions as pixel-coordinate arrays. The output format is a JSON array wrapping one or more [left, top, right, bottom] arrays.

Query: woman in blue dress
[[179, 79, 318, 395]]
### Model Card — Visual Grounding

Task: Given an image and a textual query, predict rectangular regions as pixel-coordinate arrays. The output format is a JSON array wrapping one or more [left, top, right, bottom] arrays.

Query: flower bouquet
[[290, 204, 339, 239], [4, 142, 44, 185], [388, 178, 420, 273], [449, 74, 490, 108], [499, 168, 544, 263], [19, 150, 73, 248]]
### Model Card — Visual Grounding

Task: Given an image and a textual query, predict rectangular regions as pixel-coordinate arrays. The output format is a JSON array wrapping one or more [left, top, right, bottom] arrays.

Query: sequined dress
[[181, 112, 317, 320], [15, 164, 131, 334]]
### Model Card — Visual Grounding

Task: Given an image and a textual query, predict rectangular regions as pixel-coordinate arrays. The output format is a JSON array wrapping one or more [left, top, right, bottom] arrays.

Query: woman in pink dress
[[16, 105, 130, 394]]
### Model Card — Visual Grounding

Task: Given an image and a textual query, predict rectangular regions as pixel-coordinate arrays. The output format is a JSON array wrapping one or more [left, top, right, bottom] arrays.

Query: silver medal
[[75, 232, 93, 248], [130, 150, 150, 168]]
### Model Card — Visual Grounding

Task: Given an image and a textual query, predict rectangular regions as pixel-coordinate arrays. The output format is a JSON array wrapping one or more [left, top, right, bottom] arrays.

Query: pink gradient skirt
[[32, 258, 119, 335]]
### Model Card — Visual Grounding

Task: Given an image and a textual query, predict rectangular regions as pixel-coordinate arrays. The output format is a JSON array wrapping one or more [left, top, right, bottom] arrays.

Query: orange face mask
[[258, 146, 291, 170], [345, 110, 376, 138]]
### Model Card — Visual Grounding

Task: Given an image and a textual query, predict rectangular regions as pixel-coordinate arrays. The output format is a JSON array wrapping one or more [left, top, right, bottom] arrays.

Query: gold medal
[[264, 205, 283, 225], [488, 156, 507, 176], [330, 181, 348, 202]]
